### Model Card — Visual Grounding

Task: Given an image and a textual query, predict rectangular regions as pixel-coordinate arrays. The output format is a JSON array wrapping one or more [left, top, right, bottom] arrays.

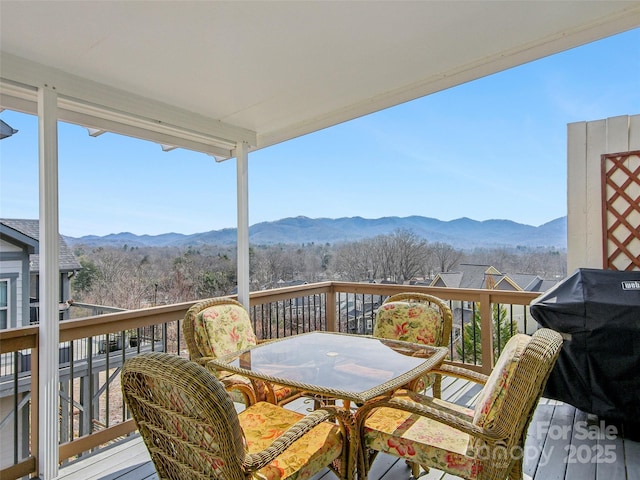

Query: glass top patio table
[[207, 331, 448, 404]]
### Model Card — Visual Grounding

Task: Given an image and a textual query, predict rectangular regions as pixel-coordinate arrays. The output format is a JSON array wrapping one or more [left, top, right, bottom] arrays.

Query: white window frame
[[0, 279, 9, 329]]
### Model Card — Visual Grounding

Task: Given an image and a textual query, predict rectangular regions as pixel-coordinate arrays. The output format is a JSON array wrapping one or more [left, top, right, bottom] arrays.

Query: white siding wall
[[567, 114, 640, 273], [0, 239, 23, 253]]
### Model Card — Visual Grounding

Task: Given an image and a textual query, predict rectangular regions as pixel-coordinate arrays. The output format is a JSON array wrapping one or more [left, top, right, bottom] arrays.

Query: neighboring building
[[506, 273, 558, 293], [430, 264, 556, 336], [430, 263, 556, 293], [0, 219, 81, 329], [0, 119, 18, 140], [431, 264, 501, 289]]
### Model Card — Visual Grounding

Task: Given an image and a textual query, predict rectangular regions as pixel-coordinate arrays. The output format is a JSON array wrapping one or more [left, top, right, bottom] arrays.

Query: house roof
[[431, 272, 464, 289], [537, 279, 561, 293], [0, 219, 81, 272], [507, 273, 544, 291], [431, 264, 554, 292], [493, 275, 525, 291], [0, 220, 38, 253], [0, 119, 18, 139], [1, 2, 639, 159], [432, 264, 503, 289]]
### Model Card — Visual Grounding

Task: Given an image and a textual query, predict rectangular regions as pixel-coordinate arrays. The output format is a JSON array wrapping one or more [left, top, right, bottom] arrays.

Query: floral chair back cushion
[[472, 333, 531, 430], [374, 301, 445, 345], [193, 303, 258, 358]]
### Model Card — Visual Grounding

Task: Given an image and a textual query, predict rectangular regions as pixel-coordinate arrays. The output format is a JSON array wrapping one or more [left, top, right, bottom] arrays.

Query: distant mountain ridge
[[65, 215, 567, 250]]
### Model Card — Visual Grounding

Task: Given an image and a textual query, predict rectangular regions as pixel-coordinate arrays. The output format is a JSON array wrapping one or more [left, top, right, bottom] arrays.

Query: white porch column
[[38, 85, 60, 479], [236, 141, 250, 308]]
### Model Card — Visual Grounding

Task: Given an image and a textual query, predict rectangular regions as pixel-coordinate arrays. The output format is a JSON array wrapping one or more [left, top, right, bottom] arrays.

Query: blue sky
[[1, 28, 639, 238]]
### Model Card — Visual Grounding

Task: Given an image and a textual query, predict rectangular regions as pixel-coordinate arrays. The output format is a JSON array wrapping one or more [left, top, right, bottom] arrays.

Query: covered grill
[[530, 268, 640, 425]]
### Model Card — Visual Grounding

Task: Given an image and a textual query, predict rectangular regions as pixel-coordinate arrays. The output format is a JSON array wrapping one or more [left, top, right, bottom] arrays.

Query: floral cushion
[[472, 334, 530, 430], [193, 304, 258, 358], [272, 384, 297, 403], [240, 402, 343, 480], [363, 396, 481, 478], [218, 371, 255, 404], [193, 304, 300, 405], [374, 301, 445, 392], [374, 301, 444, 345]]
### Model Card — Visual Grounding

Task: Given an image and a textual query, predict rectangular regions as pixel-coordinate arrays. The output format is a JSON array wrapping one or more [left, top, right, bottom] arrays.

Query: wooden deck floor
[[57, 377, 640, 480]]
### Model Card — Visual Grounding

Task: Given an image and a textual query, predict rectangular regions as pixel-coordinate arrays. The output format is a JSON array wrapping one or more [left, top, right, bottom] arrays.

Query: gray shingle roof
[[1, 218, 81, 272], [507, 273, 543, 291], [431, 264, 556, 293], [440, 264, 504, 289], [0, 119, 18, 139], [432, 272, 463, 288], [537, 279, 559, 293], [458, 264, 498, 289]]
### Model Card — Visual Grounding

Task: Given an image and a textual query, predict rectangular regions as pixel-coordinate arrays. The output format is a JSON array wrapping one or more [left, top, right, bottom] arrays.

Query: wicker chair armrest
[[432, 363, 489, 385], [196, 358, 251, 387], [193, 356, 215, 366], [242, 406, 352, 471], [358, 393, 504, 445]]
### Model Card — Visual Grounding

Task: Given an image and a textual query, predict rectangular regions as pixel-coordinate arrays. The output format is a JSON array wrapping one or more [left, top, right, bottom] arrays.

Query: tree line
[[71, 229, 567, 310]]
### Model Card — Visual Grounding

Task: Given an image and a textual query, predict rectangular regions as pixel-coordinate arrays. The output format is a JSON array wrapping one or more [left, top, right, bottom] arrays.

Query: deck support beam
[[236, 141, 250, 308], [37, 84, 60, 479]]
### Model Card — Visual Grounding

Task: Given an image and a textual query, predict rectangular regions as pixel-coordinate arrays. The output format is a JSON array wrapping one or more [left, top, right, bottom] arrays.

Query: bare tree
[[465, 247, 516, 272], [72, 246, 153, 309], [430, 242, 464, 274], [364, 229, 430, 283], [373, 234, 395, 282], [463, 246, 566, 279], [331, 239, 379, 281], [300, 243, 331, 282], [72, 236, 567, 310], [388, 229, 430, 283], [250, 246, 297, 288]]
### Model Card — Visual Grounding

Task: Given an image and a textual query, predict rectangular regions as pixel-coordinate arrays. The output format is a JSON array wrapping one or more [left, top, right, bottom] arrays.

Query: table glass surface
[[208, 331, 448, 403]]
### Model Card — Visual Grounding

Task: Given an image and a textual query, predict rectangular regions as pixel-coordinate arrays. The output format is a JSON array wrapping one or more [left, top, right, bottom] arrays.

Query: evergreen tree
[[456, 302, 515, 364]]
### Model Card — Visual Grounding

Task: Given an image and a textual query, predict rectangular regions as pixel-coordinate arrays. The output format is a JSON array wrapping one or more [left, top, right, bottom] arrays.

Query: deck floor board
[[624, 435, 640, 480]]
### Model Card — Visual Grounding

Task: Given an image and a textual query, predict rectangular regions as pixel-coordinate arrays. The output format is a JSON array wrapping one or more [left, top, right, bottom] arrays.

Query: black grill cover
[[530, 268, 640, 422]]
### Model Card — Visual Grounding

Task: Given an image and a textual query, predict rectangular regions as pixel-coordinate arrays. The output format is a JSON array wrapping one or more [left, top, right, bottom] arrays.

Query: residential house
[[430, 264, 554, 335], [0, 219, 81, 329]]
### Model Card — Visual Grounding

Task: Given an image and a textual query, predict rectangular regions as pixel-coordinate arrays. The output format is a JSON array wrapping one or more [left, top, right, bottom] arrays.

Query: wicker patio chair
[[357, 328, 563, 480], [121, 352, 356, 480], [373, 292, 452, 397], [183, 297, 302, 406]]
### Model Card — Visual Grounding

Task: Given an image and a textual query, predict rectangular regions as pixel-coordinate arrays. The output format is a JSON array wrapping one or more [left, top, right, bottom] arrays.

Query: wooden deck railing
[[0, 282, 539, 479]]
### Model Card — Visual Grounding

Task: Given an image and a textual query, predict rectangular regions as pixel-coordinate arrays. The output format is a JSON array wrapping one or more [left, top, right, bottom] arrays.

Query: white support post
[[236, 141, 250, 309], [37, 85, 60, 479]]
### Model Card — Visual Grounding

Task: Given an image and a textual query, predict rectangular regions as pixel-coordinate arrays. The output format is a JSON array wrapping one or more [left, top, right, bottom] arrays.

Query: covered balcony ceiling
[[1, 1, 640, 159]]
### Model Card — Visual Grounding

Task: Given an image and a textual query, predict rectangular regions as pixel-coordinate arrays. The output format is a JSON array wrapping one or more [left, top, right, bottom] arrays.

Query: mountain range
[[65, 215, 567, 250]]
